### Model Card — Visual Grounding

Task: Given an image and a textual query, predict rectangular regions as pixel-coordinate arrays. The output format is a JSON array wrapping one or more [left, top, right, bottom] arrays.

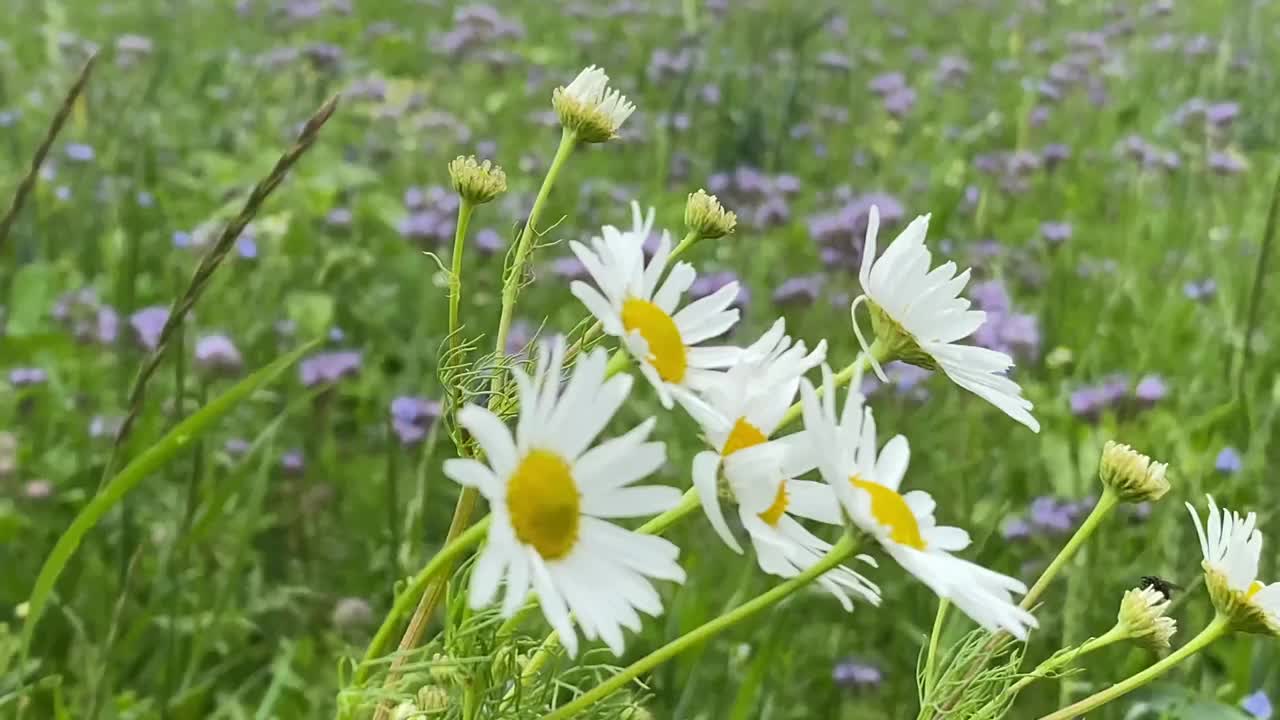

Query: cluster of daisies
[[439, 65, 1280, 663], [444, 191, 1044, 656]]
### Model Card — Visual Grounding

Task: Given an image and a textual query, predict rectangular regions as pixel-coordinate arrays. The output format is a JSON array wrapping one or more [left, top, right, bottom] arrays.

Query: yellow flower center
[[506, 449, 580, 560], [758, 481, 790, 526], [621, 297, 687, 383], [722, 417, 768, 457], [851, 476, 926, 550], [1247, 580, 1265, 600]]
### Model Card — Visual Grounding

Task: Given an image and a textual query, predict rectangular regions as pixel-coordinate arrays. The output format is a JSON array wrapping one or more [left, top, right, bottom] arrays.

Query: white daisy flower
[[855, 205, 1040, 432], [688, 320, 880, 609], [443, 338, 686, 657], [552, 65, 636, 143], [799, 366, 1039, 639], [1187, 496, 1280, 636], [570, 201, 742, 419]]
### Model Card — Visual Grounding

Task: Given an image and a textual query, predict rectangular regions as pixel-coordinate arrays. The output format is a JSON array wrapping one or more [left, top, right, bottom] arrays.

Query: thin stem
[[983, 624, 1128, 715], [373, 129, 578, 691], [670, 229, 699, 260], [922, 599, 950, 699], [637, 487, 700, 535], [1235, 165, 1280, 402], [1038, 616, 1230, 720], [353, 517, 491, 686], [542, 535, 859, 720], [1021, 489, 1118, 610], [0, 54, 97, 256], [447, 200, 476, 371]]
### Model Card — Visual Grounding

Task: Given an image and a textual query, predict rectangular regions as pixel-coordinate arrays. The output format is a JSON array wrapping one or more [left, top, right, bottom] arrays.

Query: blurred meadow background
[[2, 0, 1279, 718]]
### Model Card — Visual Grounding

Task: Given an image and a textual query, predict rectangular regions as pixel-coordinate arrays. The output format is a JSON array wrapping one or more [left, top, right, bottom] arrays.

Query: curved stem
[[542, 535, 859, 720], [1038, 616, 1230, 720], [378, 129, 579, 689], [980, 624, 1128, 716], [1021, 489, 1118, 610], [922, 599, 950, 699], [446, 200, 476, 371], [353, 517, 491, 686]]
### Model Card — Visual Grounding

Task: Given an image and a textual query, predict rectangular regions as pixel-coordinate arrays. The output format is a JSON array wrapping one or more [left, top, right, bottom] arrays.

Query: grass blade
[[19, 340, 316, 658]]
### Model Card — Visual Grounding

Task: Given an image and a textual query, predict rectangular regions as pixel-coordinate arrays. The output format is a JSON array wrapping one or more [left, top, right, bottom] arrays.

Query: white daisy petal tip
[[1189, 495, 1280, 636]]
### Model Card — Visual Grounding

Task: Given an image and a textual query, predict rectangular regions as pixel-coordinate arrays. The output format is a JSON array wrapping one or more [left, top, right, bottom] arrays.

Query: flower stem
[[353, 517, 490, 686], [1038, 616, 1230, 720], [542, 535, 860, 720], [1021, 488, 1118, 610], [922, 599, 950, 699], [377, 129, 579, 686], [605, 347, 631, 377], [446, 200, 476, 371], [982, 624, 1128, 716]]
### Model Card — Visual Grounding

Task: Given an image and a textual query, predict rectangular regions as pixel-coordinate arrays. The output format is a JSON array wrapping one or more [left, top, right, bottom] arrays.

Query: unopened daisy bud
[[391, 701, 419, 720], [416, 685, 449, 714], [448, 156, 507, 204], [684, 189, 737, 240], [1099, 441, 1170, 502], [552, 65, 635, 143], [1118, 586, 1177, 650]]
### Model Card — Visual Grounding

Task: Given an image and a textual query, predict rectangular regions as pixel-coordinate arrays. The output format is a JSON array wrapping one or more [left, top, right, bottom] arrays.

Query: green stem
[[670, 229, 699, 261], [636, 486, 699, 535], [447, 200, 476, 368], [984, 624, 1128, 715], [353, 517, 491, 686], [1038, 616, 1230, 720], [378, 128, 579, 686], [1020, 488, 1118, 610], [922, 599, 950, 699], [605, 347, 631, 377], [542, 535, 860, 720]]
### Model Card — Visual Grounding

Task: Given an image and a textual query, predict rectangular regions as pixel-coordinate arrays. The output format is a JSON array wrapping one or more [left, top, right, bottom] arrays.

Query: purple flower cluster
[[1068, 373, 1167, 422], [52, 288, 119, 345], [399, 185, 461, 246], [861, 361, 932, 403], [868, 72, 916, 117], [705, 167, 800, 231], [432, 4, 525, 61], [832, 657, 883, 690], [299, 351, 362, 387], [8, 367, 49, 387], [1002, 495, 1096, 540], [130, 306, 171, 351], [969, 281, 1040, 361], [807, 191, 905, 270], [389, 396, 442, 445], [195, 334, 244, 375]]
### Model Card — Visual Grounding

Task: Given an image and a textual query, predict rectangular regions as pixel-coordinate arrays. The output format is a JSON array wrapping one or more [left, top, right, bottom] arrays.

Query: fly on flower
[[443, 338, 686, 657], [799, 365, 1038, 639], [690, 319, 880, 610], [1187, 495, 1280, 636], [853, 206, 1040, 432], [570, 201, 742, 420]]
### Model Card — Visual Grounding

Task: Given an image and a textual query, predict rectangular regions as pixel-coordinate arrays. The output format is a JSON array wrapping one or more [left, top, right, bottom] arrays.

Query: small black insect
[[1139, 575, 1183, 600]]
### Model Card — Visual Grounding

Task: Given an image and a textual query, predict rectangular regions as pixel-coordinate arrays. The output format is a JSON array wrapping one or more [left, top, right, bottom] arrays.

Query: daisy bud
[[416, 685, 449, 714], [1117, 586, 1177, 651], [552, 65, 636, 143], [1098, 441, 1170, 502], [684, 189, 737, 240], [391, 702, 418, 720], [448, 155, 507, 205]]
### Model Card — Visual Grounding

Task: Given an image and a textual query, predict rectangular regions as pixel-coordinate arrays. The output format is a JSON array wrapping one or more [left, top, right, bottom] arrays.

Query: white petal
[[443, 458, 501, 497], [529, 551, 578, 656], [582, 484, 682, 518], [785, 479, 843, 525], [653, 262, 695, 314], [468, 542, 508, 609], [457, 405, 517, 477], [693, 450, 743, 553], [874, 435, 910, 491]]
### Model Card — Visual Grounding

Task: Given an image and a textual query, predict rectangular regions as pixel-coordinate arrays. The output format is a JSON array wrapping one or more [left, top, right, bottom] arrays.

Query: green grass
[[1, 0, 1278, 718]]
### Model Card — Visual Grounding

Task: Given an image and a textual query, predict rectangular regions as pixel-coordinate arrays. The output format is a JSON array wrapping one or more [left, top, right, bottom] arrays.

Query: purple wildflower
[[1134, 374, 1168, 406], [833, 658, 883, 689], [1040, 222, 1073, 246], [299, 351, 362, 387], [1183, 279, 1218, 302], [389, 396, 443, 445], [8, 368, 48, 387], [1002, 517, 1031, 540], [1243, 691, 1273, 720], [89, 415, 123, 439], [225, 438, 252, 456], [195, 334, 244, 375], [1029, 496, 1075, 534], [772, 275, 824, 306], [65, 143, 95, 162], [281, 450, 305, 475], [130, 307, 170, 350], [1215, 447, 1243, 474], [473, 228, 504, 255]]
